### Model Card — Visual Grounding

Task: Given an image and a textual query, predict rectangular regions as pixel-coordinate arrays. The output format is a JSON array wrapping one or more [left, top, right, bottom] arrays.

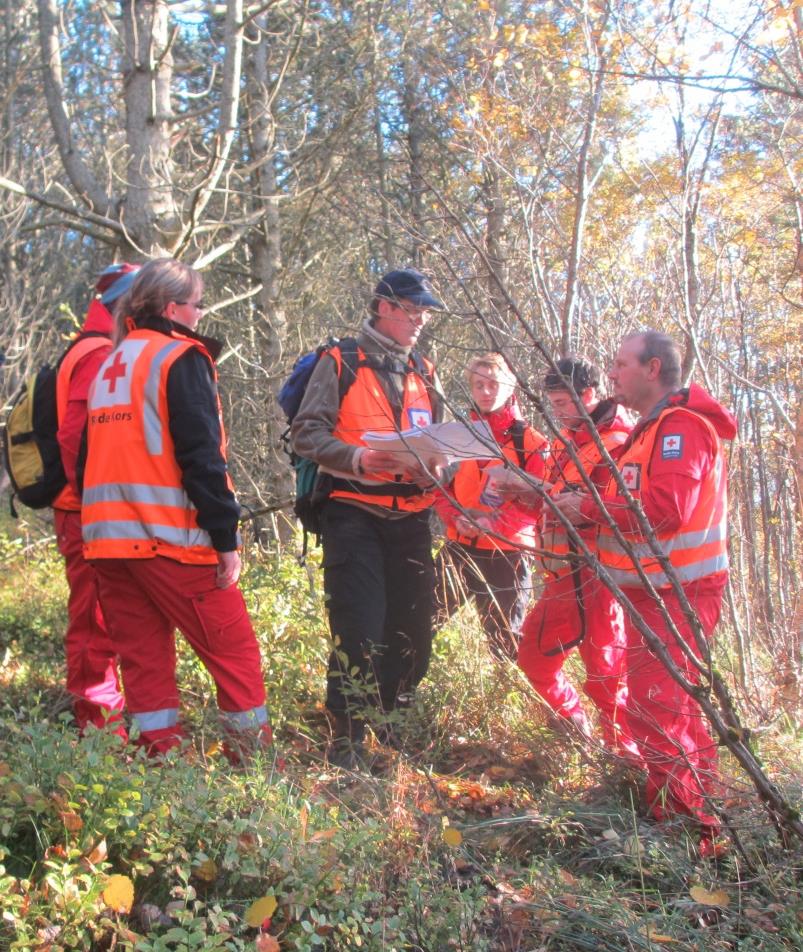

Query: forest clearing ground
[[0, 523, 801, 951]]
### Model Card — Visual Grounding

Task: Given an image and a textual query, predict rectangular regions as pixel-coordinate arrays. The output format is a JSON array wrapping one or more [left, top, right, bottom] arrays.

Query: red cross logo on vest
[[102, 351, 127, 393], [622, 463, 641, 490]]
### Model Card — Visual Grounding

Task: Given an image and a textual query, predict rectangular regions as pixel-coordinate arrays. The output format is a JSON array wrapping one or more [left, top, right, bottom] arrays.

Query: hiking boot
[[325, 736, 367, 771], [325, 710, 366, 770], [372, 722, 403, 751]]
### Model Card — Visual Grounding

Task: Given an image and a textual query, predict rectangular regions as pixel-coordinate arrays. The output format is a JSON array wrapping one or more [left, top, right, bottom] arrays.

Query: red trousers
[[54, 509, 126, 736], [92, 556, 267, 754], [518, 568, 633, 749], [623, 579, 724, 827]]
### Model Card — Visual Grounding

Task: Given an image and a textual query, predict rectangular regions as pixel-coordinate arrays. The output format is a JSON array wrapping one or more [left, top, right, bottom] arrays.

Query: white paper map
[[362, 419, 498, 469]]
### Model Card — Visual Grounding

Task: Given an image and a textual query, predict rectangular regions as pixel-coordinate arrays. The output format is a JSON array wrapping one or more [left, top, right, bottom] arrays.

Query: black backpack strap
[[506, 420, 528, 469], [334, 336, 362, 405]]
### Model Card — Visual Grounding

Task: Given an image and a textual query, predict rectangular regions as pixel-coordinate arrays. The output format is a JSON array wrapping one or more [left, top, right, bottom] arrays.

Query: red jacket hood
[[667, 383, 737, 441], [82, 298, 115, 336], [576, 397, 633, 444]]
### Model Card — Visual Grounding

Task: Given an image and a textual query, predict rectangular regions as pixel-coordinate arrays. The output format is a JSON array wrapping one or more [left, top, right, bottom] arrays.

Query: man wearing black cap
[[291, 268, 444, 767]]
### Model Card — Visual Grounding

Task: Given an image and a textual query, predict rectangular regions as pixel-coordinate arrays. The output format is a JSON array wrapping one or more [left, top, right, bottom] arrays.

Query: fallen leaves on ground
[[193, 858, 218, 882], [245, 895, 278, 928], [689, 885, 730, 907], [102, 874, 134, 914], [255, 934, 280, 951], [442, 826, 463, 847]]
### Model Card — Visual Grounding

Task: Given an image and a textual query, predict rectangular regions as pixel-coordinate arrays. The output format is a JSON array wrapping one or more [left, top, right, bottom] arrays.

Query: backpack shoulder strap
[[507, 420, 528, 469], [409, 348, 433, 385], [333, 336, 361, 405]]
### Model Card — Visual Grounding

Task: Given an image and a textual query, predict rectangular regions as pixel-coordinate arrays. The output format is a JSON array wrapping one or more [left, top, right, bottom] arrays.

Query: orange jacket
[[446, 425, 547, 550], [328, 345, 437, 513], [539, 421, 630, 575], [82, 329, 225, 564], [597, 405, 728, 588], [52, 334, 111, 511]]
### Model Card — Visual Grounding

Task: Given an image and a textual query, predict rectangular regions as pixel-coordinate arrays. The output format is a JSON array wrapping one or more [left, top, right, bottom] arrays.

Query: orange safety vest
[[52, 334, 111, 512], [82, 329, 227, 564], [328, 345, 436, 512], [597, 406, 728, 588], [539, 427, 629, 575], [447, 425, 546, 550]]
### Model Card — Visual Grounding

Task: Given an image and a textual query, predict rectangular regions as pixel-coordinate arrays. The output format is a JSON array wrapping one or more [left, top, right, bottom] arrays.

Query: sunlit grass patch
[[0, 533, 801, 950]]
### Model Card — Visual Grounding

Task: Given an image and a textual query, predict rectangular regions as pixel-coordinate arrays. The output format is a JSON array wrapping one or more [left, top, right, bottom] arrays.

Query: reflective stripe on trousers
[[133, 705, 268, 734], [132, 708, 180, 732], [220, 706, 269, 729]]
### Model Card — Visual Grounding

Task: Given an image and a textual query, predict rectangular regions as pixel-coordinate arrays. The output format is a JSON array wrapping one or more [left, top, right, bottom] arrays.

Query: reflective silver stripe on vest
[[597, 520, 726, 559], [83, 519, 213, 550], [605, 553, 729, 588], [144, 341, 185, 455], [540, 527, 569, 571], [132, 708, 179, 732], [219, 707, 268, 730], [84, 482, 195, 510]]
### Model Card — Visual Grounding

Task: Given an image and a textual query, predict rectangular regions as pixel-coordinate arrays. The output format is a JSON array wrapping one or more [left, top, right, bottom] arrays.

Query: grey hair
[[625, 330, 682, 388]]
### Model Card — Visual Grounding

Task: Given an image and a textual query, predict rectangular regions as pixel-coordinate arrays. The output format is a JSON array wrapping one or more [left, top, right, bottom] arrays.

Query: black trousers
[[434, 541, 532, 661], [320, 501, 435, 728]]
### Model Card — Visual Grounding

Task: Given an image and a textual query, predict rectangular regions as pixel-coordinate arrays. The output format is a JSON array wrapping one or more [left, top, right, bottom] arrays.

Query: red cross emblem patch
[[408, 408, 432, 429], [622, 463, 641, 491], [661, 434, 683, 459]]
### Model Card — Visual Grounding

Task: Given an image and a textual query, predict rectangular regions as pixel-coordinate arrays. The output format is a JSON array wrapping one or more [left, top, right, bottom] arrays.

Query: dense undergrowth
[[0, 513, 801, 951]]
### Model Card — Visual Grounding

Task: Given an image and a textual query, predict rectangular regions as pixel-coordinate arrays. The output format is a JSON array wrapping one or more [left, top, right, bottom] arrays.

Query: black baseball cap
[[374, 268, 443, 309]]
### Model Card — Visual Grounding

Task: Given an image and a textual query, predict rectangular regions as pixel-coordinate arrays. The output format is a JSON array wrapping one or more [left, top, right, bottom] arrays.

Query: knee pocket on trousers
[[191, 587, 249, 653]]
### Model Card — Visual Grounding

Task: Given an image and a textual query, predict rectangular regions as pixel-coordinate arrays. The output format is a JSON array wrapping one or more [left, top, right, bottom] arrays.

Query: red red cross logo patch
[[661, 434, 684, 459], [622, 463, 641, 491]]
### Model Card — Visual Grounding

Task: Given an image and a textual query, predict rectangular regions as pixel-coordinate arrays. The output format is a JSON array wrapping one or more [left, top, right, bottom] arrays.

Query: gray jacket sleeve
[[289, 352, 361, 475]]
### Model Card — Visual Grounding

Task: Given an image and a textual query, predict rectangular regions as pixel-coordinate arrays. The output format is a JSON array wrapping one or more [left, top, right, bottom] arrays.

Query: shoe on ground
[[325, 736, 367, 771], [372, 722, 403, 751]]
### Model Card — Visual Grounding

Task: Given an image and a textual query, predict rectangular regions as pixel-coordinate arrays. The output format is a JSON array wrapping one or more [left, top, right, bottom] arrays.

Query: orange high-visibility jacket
[[328, 344, 436, 512], [82, 329, 226, 564], [597, 406, 728, 588], [52, 335, 112, 512], [539, 427, 629, 575], [447, 426, 547, 551]]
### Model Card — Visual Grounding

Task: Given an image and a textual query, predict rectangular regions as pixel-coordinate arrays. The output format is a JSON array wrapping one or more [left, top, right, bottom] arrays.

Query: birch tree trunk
[[120, 0, 179, 256], [243, 12, 292, 534]]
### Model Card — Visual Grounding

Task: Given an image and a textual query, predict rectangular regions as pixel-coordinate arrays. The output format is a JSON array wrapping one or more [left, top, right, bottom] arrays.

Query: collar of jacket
[[358, 317, 414, 360], [132, 314, 223, 361]]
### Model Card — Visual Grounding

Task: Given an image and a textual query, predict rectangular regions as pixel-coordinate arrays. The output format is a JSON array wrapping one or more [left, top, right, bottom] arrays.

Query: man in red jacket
[[512, 358, 640, 759], [53, 264, 138, 737], [554, 331, 736, 855]]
